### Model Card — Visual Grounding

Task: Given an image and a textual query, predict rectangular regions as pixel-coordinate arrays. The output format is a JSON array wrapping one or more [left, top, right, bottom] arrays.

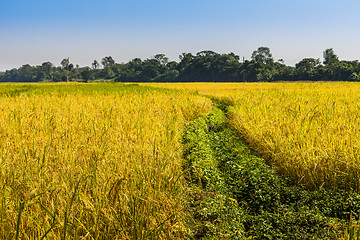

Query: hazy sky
[[1, 0, 360, 71]]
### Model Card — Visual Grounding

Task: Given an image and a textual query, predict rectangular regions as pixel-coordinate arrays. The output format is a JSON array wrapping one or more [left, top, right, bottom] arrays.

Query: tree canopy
[[1, 48, 360, 83]]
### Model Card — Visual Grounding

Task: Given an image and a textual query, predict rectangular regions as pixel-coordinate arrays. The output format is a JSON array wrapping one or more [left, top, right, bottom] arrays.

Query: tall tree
[[19, 64, 33, 81], [61, 58, 70, 82], [101, 56, 115, 69], [41, 61, 53, 80], [251, 47, 274, 65], [92, 60, 99, 70], [295, 58, 321, 80], [101, 56, 116, 78], [323, 48, 339, 66]]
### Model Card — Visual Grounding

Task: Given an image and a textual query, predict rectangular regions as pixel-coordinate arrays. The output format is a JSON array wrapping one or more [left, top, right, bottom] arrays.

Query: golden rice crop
[[228, 82, 360, 190], [149, 82, 360, 190], [0, 83, 212, 239]]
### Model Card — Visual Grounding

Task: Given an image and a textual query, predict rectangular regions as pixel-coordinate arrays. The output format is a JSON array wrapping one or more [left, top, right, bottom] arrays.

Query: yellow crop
[[4, 81, 360, 238], [0, 83, 212, 239], [228, 82, 360, 190], [149, 82, 360, 190]]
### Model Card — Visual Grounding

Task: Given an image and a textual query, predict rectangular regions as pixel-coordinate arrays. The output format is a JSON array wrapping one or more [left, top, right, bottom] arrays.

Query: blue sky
[[1, 0, 360, 70]]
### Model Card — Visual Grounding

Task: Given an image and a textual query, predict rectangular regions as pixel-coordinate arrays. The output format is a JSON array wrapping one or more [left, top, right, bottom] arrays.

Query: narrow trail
[[182, 98, 360, 239]]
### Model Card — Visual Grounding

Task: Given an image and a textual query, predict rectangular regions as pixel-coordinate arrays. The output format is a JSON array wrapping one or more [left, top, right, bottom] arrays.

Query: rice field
[[148, 82, 360, 190], [0, 83, 212, 239], [3, 81, 360, 239], [228, 82, 360, 190]]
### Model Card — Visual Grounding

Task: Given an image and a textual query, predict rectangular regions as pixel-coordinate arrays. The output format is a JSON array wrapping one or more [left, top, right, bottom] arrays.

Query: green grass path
[[182, 100, 360, 239]]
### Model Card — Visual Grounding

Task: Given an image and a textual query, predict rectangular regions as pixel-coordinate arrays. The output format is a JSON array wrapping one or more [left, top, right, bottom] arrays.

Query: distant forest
[[1, 47, 360, 82]]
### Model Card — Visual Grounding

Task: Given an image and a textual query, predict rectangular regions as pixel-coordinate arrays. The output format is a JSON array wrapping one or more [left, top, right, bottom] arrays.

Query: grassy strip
[[183, 105, 360, 239], [182, 108, 244, 239]]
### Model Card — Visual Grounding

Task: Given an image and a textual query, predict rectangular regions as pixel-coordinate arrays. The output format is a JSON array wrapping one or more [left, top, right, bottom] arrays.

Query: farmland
[[0, 83, 212, 239], [2, 82, 360, 239], [146, 82, 360, 238], [148, 82, 360, 190]]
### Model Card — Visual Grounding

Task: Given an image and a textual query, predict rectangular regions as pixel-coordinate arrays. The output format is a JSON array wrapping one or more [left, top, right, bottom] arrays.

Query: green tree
[[323, 48, 339, 66], [92, 60, 99, 70], [101, 56, 115, 69], [61, 58, 70, 82], [81, 67, 92, 82], [129, 58, 142, 69], [178, 53, 194, 72], [19, 64, 34, 81], [154, 54, 169, 65], [101, 56, 116, 79], [61, 58, 69, 69], [41, 61, 53, 80], [251, 47, 274, 65], [295, 58, 321, 80], [296, 58, 320, 70]]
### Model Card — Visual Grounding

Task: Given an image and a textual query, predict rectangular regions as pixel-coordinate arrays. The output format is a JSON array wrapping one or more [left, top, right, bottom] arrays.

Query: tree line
[[1, 47, 360, 82]]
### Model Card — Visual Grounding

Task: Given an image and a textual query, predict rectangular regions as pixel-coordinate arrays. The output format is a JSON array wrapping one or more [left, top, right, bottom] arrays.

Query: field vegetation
[[146, 82, 360, 238], [3, 81, 360, 239], [148, 82, 360, 190], [182, 106, 355, 239], [0, 83, 212, 239], [228, 82, 360, 190]]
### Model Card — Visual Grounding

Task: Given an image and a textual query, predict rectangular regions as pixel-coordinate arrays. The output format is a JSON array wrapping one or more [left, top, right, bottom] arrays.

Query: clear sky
[[1, 0, 360, 71]]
